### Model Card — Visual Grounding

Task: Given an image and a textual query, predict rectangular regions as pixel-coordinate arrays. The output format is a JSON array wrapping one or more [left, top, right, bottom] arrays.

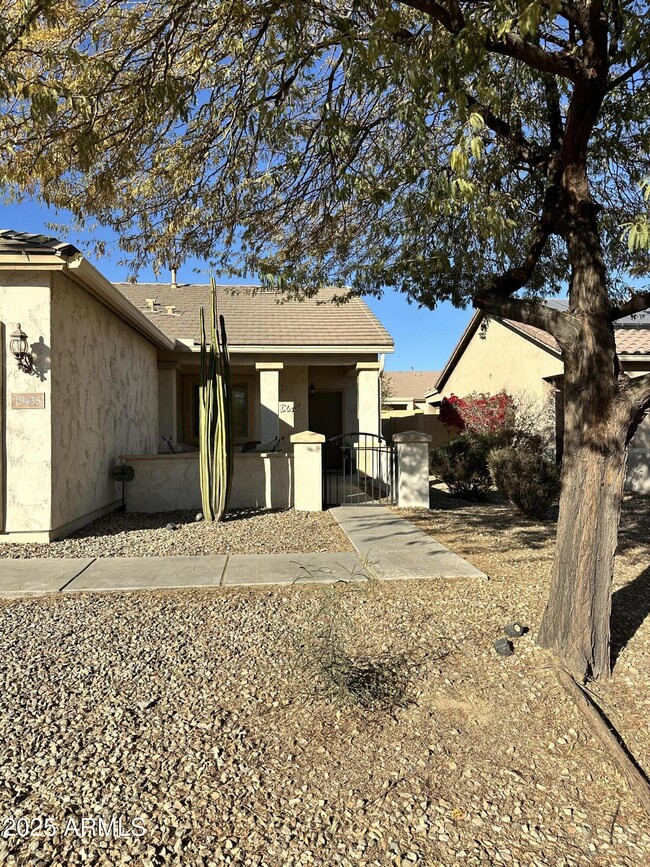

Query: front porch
[[156, 352, 383, 454]]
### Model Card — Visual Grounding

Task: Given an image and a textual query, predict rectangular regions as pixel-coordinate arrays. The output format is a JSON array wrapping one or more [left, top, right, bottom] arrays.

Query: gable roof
[[385, 371, 440, 400], [436, 300, 650, 393], [115, 283, 394, 351]]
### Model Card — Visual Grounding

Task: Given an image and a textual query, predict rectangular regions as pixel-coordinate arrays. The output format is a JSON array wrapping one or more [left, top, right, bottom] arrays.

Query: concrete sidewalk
[[0, 553, 370, 596], [330, 506, 487, 580], [0, 508, 485, 596]]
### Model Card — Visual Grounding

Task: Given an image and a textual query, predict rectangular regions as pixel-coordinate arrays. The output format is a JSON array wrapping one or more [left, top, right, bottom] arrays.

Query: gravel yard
[[0, 490, 649, 866], [0, 508, 353, 558]]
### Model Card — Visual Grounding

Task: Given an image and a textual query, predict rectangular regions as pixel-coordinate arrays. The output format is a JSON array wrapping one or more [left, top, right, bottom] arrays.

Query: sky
[[2, 199, 475, 372]]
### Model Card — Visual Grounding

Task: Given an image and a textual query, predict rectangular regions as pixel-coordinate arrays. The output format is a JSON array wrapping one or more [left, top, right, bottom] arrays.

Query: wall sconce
[[9, 324, 34, 374], [309, 382, 316, 397]]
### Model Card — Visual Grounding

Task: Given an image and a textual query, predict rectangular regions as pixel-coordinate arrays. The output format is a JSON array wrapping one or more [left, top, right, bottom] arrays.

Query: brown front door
[[309, 391, 343, 440]]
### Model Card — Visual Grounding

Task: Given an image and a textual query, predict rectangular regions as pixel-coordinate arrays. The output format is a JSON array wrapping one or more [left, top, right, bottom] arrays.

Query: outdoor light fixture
[[309, 382, 316, 397], [9, 324, 34, 374]]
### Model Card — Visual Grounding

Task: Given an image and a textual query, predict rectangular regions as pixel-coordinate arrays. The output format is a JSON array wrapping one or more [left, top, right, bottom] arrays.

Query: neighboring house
[[432, 300, 650, 493], [381, 371, 449, 445], [0, 230, 393, 541]]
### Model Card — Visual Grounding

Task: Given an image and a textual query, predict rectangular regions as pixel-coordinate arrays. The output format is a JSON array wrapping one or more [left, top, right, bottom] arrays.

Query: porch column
[[393, 430, 432, 509], [290, 430, 325, 511], [356, 362, 381, 435], [256, 362, 284, 442], [157, 362, 178, 446]]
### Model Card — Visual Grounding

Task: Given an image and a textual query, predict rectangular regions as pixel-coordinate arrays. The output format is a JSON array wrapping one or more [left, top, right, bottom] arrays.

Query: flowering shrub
[[439, 391, 516, 435]]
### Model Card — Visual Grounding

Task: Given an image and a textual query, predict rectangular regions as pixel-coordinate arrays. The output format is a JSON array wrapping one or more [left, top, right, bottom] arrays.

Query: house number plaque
[[11, 393, 45, 409]]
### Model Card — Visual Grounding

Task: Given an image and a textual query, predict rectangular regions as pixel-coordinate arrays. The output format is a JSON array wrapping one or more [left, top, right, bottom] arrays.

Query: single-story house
[[381, 370, 449, 446], [0, 230, 394, 541], [431, 300, 650, 493]]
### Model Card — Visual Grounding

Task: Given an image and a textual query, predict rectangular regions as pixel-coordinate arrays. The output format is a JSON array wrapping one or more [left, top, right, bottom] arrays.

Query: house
[[433, 300, 650, 493], [0, 230, 394, 541], [381, 370, 449, 446]]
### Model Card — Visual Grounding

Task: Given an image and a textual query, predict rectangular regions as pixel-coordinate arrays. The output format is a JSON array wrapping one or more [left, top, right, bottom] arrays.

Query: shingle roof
[[506, 317, 650, 356], [114, 283, 394, 349], [0, 228, 80, 258], [385, 371, 440, 399]]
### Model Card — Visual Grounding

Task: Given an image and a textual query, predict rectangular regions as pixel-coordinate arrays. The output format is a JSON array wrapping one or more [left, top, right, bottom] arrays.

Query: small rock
[[195, 512, 204, 522], [165, 523, 178, 531]]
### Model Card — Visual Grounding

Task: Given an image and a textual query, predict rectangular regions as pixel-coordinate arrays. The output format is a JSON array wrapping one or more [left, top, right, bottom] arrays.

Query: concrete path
[[330, 506, 487, 580], [0, 507, 484, 597], [0, 553, 370, 596]]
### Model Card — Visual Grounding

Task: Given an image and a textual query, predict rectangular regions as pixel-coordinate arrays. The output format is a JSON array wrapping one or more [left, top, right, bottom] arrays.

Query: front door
[[309, 391, 343, 440]]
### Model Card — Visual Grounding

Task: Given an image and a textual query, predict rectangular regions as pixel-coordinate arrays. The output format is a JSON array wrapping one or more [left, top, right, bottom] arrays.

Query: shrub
[[429, 432, 502, 499], [489, 447, 561, 519], [439, 391, 516, 435]]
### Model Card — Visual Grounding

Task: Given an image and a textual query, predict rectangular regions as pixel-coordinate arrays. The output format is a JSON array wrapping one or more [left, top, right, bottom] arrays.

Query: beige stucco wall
[[0, 272, 53, 534], [50, 272, 159, 532], [441, 318, 564, 404], [121, 452, 294, 511]]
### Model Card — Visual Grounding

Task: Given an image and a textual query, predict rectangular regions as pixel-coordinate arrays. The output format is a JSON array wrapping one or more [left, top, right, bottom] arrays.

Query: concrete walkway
[[331, 506, 487, 580], [0, 508, 485, 597]]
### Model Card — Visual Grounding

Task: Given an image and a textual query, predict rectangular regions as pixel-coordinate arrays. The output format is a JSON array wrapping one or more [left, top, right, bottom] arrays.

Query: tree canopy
[[1, 0, 649, 301]]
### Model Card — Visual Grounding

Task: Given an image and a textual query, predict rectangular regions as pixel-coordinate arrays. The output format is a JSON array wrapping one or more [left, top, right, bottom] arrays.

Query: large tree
[[2, 1, 649, 679]]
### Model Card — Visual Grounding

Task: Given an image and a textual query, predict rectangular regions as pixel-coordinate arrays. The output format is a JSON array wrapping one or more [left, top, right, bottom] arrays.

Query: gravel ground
[[0, 489, 648, 866], [0, 508, 353, 558]]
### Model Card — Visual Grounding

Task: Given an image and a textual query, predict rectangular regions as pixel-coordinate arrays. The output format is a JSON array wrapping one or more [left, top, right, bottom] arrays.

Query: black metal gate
[[322, 432, 397, 507]]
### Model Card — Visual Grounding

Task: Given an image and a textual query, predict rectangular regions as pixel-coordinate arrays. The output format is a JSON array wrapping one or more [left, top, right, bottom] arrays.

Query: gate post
[[393, 431, 432, 509], [290, 431, 325, 511]]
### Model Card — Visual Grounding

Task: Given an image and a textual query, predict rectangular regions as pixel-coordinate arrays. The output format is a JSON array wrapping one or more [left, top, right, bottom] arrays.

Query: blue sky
[[3, 199, 475, 371]]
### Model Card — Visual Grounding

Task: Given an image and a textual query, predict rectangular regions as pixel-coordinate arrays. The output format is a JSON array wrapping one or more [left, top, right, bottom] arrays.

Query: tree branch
[[398, 1, 583, 81], [625, 372, 650, 410], [485, 31, 582, 82], [473, 293, 577, 342], [610, 291, 650, 321], [606, 59, 650, 93], [465, 93, 547, 165]]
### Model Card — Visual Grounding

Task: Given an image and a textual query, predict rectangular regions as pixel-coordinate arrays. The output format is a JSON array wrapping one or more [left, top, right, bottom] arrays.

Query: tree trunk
[[537, 207, 632, 680], [537, 415, 628, 680]]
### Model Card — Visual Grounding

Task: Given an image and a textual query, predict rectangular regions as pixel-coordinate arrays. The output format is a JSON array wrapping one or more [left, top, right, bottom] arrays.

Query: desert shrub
[[489, 447, 561, 518], [429, 432, 503, 499], [439, 390, 555, 452]]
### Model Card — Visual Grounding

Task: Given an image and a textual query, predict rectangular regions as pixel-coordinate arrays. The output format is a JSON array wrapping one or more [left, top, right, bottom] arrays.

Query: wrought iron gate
[[322, 432, 397, 507]]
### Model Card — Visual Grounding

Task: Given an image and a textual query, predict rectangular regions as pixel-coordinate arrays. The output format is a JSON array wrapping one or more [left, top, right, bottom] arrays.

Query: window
[[191, 382, 249, 439]]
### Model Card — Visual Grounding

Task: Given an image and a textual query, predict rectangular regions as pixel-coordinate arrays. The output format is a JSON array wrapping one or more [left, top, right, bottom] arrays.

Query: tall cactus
[[199, 278, 234, 521]]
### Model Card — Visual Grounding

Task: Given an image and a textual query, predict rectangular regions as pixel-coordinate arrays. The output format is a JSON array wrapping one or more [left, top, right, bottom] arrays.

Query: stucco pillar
[[256, 362, 283, 443], [158, 362, 178, 445], [356, 362, 381, 436], [393, 430, 432, 509], [290, 430, 325, 511]]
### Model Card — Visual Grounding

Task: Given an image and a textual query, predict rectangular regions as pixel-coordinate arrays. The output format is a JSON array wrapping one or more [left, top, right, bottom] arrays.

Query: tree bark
[[537, 196, 633, 680]]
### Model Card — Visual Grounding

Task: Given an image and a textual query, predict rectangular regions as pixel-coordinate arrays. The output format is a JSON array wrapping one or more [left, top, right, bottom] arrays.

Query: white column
[[394, 430, 432, 509], [157, 362, 178, 445], [290, 430, 325, 511], [356, 362, 381, 436], [256, 362, 283, 442]]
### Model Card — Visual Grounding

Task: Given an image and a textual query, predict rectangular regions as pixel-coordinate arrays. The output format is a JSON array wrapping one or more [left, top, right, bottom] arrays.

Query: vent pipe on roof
[[146, 298, 157, 311], [171, 267, 178, 289]]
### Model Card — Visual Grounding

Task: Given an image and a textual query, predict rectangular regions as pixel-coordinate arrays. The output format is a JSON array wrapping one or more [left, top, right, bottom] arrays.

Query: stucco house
[[0, 230, 393, 541], [381, 371, 448, 446], [432, 301, 650, 493]]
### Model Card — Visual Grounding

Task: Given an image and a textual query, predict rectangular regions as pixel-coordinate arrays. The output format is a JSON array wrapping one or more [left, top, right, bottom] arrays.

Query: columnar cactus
[[199, 278, 234, 522]]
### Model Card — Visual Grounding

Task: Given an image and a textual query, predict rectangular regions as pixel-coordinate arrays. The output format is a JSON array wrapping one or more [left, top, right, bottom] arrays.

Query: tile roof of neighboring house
[[436, 300, 650, 392], [0, 228, 80, 258], [115, 283, 394, 350], [384, 371, 441, 400]]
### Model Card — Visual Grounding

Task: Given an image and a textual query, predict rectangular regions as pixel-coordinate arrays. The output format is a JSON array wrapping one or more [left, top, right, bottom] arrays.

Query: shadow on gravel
[[66, 507, 279, 539], [611, 565, 650, 670]]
